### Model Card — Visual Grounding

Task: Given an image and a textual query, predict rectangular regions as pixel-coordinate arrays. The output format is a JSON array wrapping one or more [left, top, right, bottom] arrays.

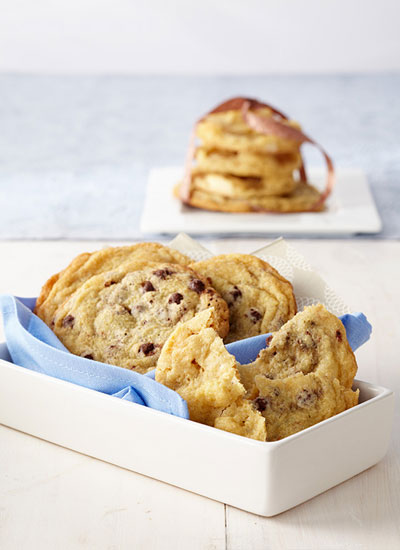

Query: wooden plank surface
[[0, 239, 399, 549]]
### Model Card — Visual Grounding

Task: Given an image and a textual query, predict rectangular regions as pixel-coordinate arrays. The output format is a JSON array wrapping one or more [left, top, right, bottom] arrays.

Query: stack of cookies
[[36, 242, 358, 442], [178, 97, 332, 213]]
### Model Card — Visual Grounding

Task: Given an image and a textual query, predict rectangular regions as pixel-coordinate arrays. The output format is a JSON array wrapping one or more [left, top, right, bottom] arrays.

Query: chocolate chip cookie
[[191, 172, 297, 199], [35, 243, 191, 327], [51, 262, 229, 373], [193, 148, 302, 178], [191, 253, 296, 343], [238, 304, 359, 440], [196, 108, 301, 154], [185, 181, 323, 213]]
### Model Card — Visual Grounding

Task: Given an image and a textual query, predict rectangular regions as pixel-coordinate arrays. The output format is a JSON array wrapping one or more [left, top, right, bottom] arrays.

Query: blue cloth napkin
[[0, 295, 372, 419]]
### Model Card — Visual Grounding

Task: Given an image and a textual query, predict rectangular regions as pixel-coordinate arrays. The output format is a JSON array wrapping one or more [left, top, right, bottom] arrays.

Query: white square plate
[[0, 343, 394, 517], [140, 167, 382, 236]]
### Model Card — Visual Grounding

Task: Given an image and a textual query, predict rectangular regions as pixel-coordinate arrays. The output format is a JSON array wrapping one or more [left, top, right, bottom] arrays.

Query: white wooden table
[[0, 239, 399, 549]]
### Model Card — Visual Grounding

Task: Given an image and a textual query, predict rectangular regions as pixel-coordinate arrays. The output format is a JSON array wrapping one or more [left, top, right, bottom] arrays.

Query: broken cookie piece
[[238, 304, 359, 440], [155, 309, 267, 441], [251, 372, 358, 441], [214, 399, 267, 441]]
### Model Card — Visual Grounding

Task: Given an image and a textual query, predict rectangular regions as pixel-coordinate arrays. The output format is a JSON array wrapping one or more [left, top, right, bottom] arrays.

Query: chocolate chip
[[104, 280, 116, 287], [249, 308, 262, 322], [265, 335, 273, 347], [62, 314, 75, 328], [82, 353, 93, 360], [336, 330, 342, 342], [152, 269, 174, 279], [189, 279, 205, 294], [168, 292, 183, 304], [273, 388, 280, 396], [297, 389, 318, 408], [253, 397, 269, 412], [139, 342, 156, 356], [142, 280, 155, 292], [230, 286, 242, 301]]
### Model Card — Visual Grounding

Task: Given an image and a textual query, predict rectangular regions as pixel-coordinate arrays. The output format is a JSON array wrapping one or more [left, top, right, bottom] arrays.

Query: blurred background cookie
[[193, 148, 302, 178], [196, 107, 301, 154], [192, 173, 297, 199], [187, 180, 323, 213]]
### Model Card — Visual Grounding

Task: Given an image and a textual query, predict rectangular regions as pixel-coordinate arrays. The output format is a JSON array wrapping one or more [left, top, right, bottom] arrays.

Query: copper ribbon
[[180, 96, 335, 212]]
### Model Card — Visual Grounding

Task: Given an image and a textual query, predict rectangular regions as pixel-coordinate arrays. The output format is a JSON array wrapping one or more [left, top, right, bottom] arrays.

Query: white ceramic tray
[[0, 237, 394, 516], [140, 167, 382, 236], [0, 343, 394, 517]]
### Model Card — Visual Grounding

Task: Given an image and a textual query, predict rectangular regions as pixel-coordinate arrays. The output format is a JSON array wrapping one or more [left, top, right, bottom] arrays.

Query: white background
[[0, 0, 399, 74]]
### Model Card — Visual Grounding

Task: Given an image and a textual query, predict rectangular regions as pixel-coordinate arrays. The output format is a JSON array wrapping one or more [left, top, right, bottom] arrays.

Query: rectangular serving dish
[[0, 342, 394, 517]]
